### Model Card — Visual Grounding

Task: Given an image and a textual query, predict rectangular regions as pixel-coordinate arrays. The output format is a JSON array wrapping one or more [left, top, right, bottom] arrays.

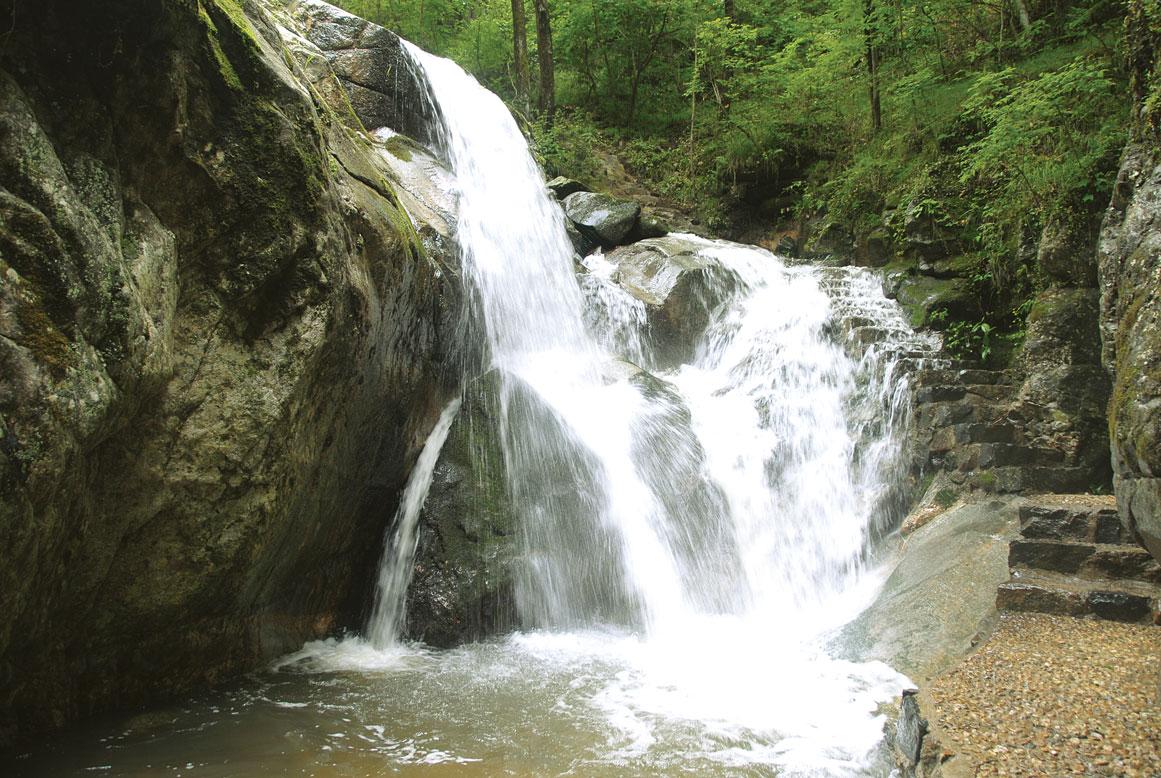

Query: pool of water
[[5, 604, 907, 777]]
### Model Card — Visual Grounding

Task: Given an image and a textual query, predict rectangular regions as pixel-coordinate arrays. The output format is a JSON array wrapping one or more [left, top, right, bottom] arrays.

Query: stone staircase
[[996, 498, 1161, 624], [911, 363, 1093, 494]]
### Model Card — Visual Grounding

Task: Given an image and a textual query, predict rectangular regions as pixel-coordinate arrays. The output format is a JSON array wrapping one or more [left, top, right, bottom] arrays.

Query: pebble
[[928, 612, 1161, 776]]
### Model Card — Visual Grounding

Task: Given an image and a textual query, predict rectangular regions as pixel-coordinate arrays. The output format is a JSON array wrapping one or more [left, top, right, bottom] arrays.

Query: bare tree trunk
[[689, 29, 698, 184], [534, 0, 555, 127], [511, 0, 530, 115], [1012, 0, 1032, 34], [723, 0, 736, 20], [865, 0, 882, 132]]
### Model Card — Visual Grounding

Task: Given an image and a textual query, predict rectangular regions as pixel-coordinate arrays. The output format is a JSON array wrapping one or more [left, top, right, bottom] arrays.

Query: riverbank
[[924, 611, 1161, 776]]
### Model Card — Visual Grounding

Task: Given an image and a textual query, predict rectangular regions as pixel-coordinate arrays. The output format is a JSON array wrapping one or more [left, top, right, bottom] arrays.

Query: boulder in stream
[[562, 191, 641, 247], [603, 236, 736, 368]]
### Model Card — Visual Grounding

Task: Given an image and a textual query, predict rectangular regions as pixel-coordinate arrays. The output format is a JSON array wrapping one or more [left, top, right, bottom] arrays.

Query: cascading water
[[23, 38, 945, 778], [399, 35, 936, 638], [367, 397, 461, 648]]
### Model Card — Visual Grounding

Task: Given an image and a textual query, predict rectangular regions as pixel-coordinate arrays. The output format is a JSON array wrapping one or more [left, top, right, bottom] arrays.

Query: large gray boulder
[[603, 236, 737, 368], [0, 0, 455, 743], [838, 498, 1022, 682], [562, 191, 641, 247], [1098, 142, 1161, 563]]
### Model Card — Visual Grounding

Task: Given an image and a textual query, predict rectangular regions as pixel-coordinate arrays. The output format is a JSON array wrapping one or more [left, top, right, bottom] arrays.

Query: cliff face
[[1097, 1, 1161, 564], [1099, 142, 1161, 562], [0, 0, 456, 742]]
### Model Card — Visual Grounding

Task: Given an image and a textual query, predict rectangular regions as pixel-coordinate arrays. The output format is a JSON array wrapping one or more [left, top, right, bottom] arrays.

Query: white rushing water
[[285, 40, 942, 777]]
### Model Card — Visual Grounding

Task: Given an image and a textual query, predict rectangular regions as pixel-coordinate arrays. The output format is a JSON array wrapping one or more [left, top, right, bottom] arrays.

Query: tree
[[511, 0, 531, 115], [534, 0, 556, 127], [864, 0, 881, 132]]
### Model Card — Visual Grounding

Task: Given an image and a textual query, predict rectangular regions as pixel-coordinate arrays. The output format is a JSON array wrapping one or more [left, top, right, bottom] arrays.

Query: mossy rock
[[894, 274, 980, 329]]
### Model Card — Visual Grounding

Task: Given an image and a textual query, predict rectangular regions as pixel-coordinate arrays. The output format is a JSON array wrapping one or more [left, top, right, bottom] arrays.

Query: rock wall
[[1099, 142, 1161, 562], [1097, 0, 1161, 564], [0, 0, 456, 743]]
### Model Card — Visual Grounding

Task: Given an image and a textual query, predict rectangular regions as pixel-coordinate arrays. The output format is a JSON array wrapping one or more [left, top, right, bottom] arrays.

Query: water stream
[[6, 39, 943, 777]]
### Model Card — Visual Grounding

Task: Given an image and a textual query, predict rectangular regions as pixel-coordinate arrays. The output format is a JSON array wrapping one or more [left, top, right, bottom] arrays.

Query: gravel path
[[927, 612, 1161, 776]]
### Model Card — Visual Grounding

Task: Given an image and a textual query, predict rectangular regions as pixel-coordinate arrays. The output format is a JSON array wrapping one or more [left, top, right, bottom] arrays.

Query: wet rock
[[603, 236, 736, 368], [293, 0, 439, 143], [407, 374, 518, 647], [0, 0, 454, 744], [774, 234, 798, 257], [546, 176, 588, 199], [565, 218, 600, 257], [623, 212, 669, 243], [894, 689, 929, 770], [562, 191, 641, 247]]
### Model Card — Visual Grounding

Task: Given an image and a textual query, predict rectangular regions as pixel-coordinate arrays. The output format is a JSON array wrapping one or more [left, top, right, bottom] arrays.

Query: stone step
[[933, 443, 1066, 475], [962, 383, 1012, 402], [915, 385, 967, 403], [966, 423, 1022, 445], [1009, 539, 1161, 583], [957, 368, 1019, 386], [989, 465, 1093, 494], [918, 399, 1009, 430], [849, 326, 890, 348], [1010, 539, 1094, 574], [926, 422, 1023, 452], [984, 443, 1064, 467], [913, 367, 1019, 388], [997, 570, 1160, 624], [1019, 502, 1125, 544]]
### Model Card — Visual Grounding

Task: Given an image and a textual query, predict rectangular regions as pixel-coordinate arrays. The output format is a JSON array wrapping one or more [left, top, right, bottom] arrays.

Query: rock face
[[405, 375, 518, 647], [1099, 142, 1161, 563], [0, 0, 456, 743], [290, 0, 439, 144]]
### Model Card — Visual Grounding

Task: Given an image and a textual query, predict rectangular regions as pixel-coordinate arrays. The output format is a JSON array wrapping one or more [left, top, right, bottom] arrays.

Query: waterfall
[[279, 38, 939, 777], [367, 397, 461, 648]]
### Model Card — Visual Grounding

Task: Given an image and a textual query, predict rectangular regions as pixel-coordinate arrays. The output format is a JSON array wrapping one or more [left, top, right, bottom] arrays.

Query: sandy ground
[[927, 611, 1161, 776]]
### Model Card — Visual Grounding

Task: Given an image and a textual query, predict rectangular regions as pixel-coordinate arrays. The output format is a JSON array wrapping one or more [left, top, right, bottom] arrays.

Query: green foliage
[[943, 319, 993, 362], [530, 109, 610, 185]]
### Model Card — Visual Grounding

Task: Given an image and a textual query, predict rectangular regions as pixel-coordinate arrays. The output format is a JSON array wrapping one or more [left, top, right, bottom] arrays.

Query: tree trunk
[[724, 0, 736, 20], [511, 0, 530, 116], [534, 0, 555, 127], [1012, 0, 1032, 34], [864, 0, 882, 132]]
